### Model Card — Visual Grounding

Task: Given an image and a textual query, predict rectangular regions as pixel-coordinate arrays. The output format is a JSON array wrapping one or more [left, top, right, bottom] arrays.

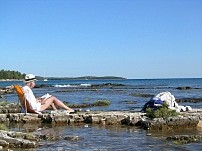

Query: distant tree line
[[0, 70, 25, 79]]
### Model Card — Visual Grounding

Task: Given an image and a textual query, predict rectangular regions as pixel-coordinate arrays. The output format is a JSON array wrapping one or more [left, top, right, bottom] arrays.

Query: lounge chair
[[12, 84, 41, 114]]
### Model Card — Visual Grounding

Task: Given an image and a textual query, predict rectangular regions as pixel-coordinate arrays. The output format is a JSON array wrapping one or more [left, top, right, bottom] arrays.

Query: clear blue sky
[[0, 0, 201, 79]]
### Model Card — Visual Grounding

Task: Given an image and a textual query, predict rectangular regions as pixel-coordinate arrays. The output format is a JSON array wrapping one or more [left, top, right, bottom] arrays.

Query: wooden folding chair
[[12, 84, 40, 114]]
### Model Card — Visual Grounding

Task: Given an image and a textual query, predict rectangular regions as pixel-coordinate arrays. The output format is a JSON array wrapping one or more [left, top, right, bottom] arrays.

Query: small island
[[0, 70, 126, 81], [46, 76, 126, 80]]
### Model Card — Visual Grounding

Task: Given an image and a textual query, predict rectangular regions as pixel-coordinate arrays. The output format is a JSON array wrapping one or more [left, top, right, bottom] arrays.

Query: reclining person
[[23, 74, 74, 113]]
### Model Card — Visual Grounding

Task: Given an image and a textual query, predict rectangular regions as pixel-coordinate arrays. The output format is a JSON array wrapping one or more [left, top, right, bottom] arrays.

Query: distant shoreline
[[1, 77, 201, 81], [0, 76, 126, 81], [47, 76, 126, 80], [0, 79, 23, 82]]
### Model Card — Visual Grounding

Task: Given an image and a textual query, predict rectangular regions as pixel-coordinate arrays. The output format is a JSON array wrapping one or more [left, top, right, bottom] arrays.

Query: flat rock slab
[[0, 109, 202, 131], [0, 129, 81, 149]]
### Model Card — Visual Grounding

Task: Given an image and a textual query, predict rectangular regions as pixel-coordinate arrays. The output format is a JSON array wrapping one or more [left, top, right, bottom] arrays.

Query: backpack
[[141, 97, 164, 112]]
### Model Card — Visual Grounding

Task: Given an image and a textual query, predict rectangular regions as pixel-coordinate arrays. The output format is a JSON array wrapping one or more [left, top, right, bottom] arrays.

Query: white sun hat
[[24, 74, 37, 83]]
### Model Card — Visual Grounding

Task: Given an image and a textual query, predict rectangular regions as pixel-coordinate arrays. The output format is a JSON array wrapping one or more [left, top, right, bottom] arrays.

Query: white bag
[[155, 91, 192, 112], [155, 91, 178, 108]]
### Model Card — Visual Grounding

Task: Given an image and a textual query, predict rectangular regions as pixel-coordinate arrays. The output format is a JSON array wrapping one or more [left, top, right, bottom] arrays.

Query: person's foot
[[51, 110, 58, 114], [67, 109, 74, 113]]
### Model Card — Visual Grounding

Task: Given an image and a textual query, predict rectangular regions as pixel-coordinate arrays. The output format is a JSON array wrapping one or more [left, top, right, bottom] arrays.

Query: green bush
[[146, 103, 178, 119]]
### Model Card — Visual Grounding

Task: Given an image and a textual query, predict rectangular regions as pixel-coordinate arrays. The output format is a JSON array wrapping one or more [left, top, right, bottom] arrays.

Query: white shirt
[[22, 85, 41, 111]]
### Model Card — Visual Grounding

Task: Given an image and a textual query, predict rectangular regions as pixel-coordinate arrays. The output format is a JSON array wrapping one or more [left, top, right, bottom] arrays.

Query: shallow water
[[10, 124, 202, 151], [1, 78, 202, 150]]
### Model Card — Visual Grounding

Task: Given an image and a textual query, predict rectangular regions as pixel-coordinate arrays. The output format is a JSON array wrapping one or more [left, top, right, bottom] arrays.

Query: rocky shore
[[0, 85, 202, 149], [6, 109, 202, 131], [0, 102, 202, 149]]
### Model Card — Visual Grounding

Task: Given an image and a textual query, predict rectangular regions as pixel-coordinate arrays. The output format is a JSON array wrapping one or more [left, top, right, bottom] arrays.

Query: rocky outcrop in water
[[0, 87, 13, 95], [138, 115, 199, 131], [166, 135, 202, 144], [176, 98, 202, 103], [176, 86, 192, 90], [0, 129, 81, 149], [0, 130, 37, 148]]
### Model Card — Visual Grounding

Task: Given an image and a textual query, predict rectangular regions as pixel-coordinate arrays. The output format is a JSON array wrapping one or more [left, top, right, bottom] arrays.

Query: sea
[[1, 78, 202, 150]]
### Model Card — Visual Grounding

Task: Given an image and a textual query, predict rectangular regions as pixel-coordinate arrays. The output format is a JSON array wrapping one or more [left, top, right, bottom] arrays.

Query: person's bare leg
[[40, 96, 74, 112], [41, 99, 57, 110], [51, 103, 57, 110]]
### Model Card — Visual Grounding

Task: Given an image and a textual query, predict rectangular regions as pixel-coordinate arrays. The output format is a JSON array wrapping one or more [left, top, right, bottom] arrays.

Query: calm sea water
[[1, 78, 202, 150], [2, 78, 202, 111]]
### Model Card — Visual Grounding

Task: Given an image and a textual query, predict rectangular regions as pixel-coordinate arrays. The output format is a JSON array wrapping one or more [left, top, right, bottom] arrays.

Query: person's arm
[[36, 97, 42, 103]]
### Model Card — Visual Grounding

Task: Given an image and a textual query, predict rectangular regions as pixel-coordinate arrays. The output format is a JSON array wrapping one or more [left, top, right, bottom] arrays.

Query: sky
[[0, 0, 201, 79]]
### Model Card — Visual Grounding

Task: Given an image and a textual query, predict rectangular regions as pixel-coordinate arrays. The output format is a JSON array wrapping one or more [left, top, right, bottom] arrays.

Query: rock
[[0, 140, 9, 147], [1, 109, 202, 132], [0, 88, 14, 95], [197, 120, 202, 130], [176, 86, 192, 90], [130, 93, 154, 98], [63, 135, 80, 141], [176, 98, 202, 103], [2, 110, 202, 150], [146, 115, 200, 131], [0, 103, 21, 114], [90, 83, 125, 89], [22, 114, 41, 123], [0, 114, 7, 122], [166, 135, 202, 144], [0, 130, 37, 148]]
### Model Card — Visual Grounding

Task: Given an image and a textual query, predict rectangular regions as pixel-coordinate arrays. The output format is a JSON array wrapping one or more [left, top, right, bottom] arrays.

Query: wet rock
[[69, 103, 93, 108], [43, 135, 63, 141], [0, 130, 37, 148], [176, 86, 192, 90], [146, 115, 199, 131], [166, 135, 202, 144], [0, 114, 7, 122], [0, 140, 9, 147], [40, 114, 53, 123], [130, 93, 154, 98], [176, 98, 202, 103], [7, 113, 41, 124], [22, 114, 41, 123], [34, 84, 52, 88], [197, 120, 202, 130], [66, 101, 111, 109], [0, 130, 81, 150], [121, 115, 143, 126], [0, 88, 14, 95], [63, 135, 80, 141], [135, 120, 150, 130], [121, 100, 137, 104], [0, 103, 21, 114], [90, 83, 125, 89]]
